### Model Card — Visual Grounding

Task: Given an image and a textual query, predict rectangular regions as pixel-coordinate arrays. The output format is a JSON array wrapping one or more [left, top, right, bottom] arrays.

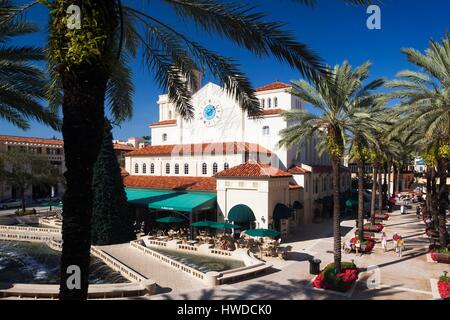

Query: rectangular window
[[262, 126, 270, 135]]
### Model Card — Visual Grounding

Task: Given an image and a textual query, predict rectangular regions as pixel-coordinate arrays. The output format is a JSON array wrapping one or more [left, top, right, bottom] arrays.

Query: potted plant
[[350, 237, 376, 253], [430, 245, 450, 264], [438, 272, 450, 299], [312, 262, 358, 292], [363, 223, 384, 233]]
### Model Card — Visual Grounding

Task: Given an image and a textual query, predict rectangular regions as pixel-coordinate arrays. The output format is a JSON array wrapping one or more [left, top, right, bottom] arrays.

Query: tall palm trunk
[[425, 166, 432, 215], [58, 65, 107, 300], [431, 165, 439, 231], [383, 163, 388, 201], [51, 0, 117, 300], [437, 157, 448, 247], [396, 166, 401, 194], [357, 159, 364, 240], [370, 164, 378, 224], [332, 157, 342, 273], [387, 163, 391, 198], [378, 164, 383, 214]]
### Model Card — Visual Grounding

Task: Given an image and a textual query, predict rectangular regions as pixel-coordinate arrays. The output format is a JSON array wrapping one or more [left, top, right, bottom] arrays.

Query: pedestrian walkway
[[143, 206, 448, 300]]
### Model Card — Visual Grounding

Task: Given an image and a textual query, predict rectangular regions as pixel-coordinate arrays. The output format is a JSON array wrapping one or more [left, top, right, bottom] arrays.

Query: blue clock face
[[203, 104, 217, 120]]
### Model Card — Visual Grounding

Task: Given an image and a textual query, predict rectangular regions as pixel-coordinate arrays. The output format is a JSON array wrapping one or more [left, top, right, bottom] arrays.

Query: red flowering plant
[[429, 245, 450, 264], [312, 262, 358, 292], [350, 237, 376, 253], [363, 223, 384, 233], [374, 213, 389, 221], [438, 272, 450, 299]]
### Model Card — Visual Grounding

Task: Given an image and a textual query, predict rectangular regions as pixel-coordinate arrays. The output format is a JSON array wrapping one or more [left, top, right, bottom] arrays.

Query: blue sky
[[2, 0, 450, 140]]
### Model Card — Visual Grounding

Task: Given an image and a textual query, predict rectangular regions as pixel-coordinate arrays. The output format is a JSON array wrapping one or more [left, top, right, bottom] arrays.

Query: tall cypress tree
[[91, 120, 136, 245]]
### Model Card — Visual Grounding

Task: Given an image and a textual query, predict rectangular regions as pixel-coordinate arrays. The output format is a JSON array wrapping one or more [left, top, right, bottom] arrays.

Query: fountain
[[0, 241, 128, 284]]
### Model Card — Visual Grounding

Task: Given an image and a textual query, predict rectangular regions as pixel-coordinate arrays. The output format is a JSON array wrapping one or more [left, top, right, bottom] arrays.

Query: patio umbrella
[[210, 222, 240, 229], [190, 220, 216, 227], [244, 229, 280, 238], [156, 216, 185, 223]]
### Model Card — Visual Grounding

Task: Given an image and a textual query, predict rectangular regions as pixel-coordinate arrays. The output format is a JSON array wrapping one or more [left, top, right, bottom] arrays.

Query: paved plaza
[[139, 207, 449, 300]]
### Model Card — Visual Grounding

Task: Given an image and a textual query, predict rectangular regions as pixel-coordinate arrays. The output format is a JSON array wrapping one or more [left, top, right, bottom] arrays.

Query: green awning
[[125, 188, 216, 213], [273, 203, 292, 220], [228, 204, 256, 223]]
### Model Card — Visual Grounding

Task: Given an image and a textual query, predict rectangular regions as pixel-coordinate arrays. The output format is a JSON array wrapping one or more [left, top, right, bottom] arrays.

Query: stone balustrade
[[131, 238, 271, 287], [90, 246, 151, 285]]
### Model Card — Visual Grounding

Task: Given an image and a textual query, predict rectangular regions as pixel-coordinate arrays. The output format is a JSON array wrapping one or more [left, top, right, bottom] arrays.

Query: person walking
[[397, 236, 405, 257], [381, 232, 388, 252], [416, 205, 421, 219], [393, 232, 400, 252]]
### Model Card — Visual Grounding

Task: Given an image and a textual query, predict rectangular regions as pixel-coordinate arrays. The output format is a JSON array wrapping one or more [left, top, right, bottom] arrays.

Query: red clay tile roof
[[150, 119, 177, 127], [289, 183, 303, 190], [123, 175, 216, 191], [114, 143, 136, 151], [0, 135, 63, 145], [126, 142, 272, 157], [255, 81, 291, 92], [215, 161, 292, 178], [288, 165, 311, 174], [120, 167, 129, 177]]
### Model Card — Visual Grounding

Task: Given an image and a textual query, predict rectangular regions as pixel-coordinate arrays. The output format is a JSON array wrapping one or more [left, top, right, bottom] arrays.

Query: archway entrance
[[228, 204, 256, 233]]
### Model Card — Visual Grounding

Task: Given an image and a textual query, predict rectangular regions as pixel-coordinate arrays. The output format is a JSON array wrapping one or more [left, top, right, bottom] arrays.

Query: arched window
[[150, 163, 155, 174], [213, 163, 218, 174], [224, 162, 229, 170], [175, 163, 179, 174], [162, 133, 167, 142], [202, 163, 207, 175], [274, 97, 278, 108], [267, 98, 271, 108], [142, 163, 147, 174], [184, 163, 189, 175], [260, 99, 264, 108], [261, 99, 265, 108], [168, 110, 172, 119], [134, 163, 139, 174], [262, 126, 270, 135], [165, 163, 170, 174]]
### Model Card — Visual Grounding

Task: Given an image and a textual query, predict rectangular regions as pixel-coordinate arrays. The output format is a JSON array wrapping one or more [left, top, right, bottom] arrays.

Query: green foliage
[[0, 0, 59, 130], [322, 262, 357, 291], [0, 149, 61, 198], [440, 275, 450, 283], [50, 0, 109, 66], [91, 120, 135, 245]]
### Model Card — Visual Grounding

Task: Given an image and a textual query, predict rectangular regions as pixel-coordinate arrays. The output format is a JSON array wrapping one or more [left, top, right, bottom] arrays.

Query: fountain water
[[0, 241, 128, 284]]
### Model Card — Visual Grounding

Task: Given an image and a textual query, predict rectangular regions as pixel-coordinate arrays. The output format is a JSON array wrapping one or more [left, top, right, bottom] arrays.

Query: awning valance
[[228, 204, 256, 223], [273, 203, 292, 220], [125, 188, 216, 213]]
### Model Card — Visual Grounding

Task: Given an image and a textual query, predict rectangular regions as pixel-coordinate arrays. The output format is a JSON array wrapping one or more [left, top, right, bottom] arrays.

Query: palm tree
[[279, 61, 382, 273], [385, 34, 450, 247], [346, 99, 386, 240], [3, 0, 374, 300], [0, 2, 58, 129]]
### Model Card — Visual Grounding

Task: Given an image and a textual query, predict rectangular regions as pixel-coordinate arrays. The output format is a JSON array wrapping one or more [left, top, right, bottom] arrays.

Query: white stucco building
[[124, 80, 351, 236]]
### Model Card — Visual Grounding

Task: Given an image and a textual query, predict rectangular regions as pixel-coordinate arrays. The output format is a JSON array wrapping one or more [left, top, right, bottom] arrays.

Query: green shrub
[[439, 275, 450, 283]]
